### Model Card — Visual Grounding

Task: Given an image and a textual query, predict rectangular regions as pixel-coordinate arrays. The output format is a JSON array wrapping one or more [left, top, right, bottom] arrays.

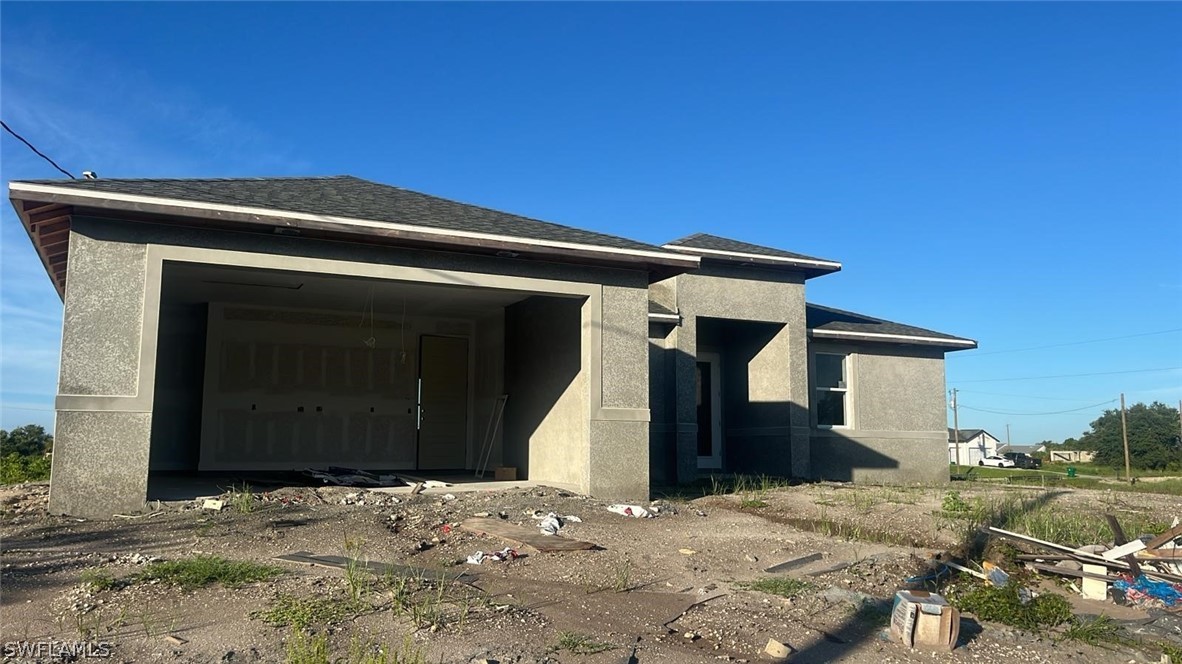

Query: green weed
[[612, 559, 633, 592], [226, 483, 256, 514], [253, 593, 364, 629], [285, 628, 330, 664], [80, 569, 116, 592], [1061, 615, 1131, 646], [554, 631, 614, 655], [946, 581, 1072, 630]]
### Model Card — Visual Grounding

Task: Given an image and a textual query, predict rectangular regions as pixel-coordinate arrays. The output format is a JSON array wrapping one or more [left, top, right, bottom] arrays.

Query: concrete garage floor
[[147, 471, 536, 501]]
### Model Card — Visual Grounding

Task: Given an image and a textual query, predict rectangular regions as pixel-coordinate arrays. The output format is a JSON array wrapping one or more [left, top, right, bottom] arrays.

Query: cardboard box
[[889, 590, 959, 651], [494, 466, 517, 481]]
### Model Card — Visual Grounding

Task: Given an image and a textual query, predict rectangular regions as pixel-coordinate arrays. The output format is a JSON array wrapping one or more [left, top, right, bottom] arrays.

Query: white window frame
[[811, 351, 852, 429]]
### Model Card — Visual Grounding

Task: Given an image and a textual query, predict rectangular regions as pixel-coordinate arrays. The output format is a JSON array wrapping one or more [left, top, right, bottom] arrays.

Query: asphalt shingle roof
[[807, 303, 975, 346], [16, 176, 666, 253], [949, 428, 990, 443], [665, 233, 838, 265]]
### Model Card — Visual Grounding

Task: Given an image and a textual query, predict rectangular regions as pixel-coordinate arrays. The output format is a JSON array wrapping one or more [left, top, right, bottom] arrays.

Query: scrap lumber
[[990, 526, 1182, 583], [1103, 539, 1148, 561], [1104, 514, 1143, 576], [1145, 523, 1182, 550], [1027, 563, 1121, 583], [275, 551, 469, 583], [764, 552, 824, 574], [459, 517, 597, 553]]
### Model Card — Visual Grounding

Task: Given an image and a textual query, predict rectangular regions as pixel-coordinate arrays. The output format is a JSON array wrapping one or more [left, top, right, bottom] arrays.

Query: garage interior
[[147, 261, 585, 498]]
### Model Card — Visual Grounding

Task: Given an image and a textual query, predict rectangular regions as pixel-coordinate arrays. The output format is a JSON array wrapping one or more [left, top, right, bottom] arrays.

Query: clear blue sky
[[2, 3, 1179, 444]]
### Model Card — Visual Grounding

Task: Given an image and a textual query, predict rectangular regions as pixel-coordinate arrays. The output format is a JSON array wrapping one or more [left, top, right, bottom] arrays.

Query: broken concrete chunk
[[764, 638, 792, 658], [202, 499, 225, 512]]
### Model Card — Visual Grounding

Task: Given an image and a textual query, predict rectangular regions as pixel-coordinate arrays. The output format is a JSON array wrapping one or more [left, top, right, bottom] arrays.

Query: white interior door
[[417, 335, 469, 469], [696, 352, 723, 469]]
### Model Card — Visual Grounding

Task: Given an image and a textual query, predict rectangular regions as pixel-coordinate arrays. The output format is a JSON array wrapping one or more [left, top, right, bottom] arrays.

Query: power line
[[0, 119, 75, 179], [957, 367, 1182, 384], [0, 405, 54, 412], [955, 389, 1110, 402], [959, 398, 1118, 416], [951, 327, 1182, 358]]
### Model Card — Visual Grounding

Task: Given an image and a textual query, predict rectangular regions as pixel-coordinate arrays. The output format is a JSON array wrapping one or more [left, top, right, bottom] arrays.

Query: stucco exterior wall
[[809, 342, 949, 484], [504, 296, 588, 492]]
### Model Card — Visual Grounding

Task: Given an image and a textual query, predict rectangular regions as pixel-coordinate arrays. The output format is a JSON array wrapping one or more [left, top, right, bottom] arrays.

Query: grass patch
[[737, 577, 815, 598], [0, 452, 50, 484], [254, 593, 365, 629], [136, 555, 284, 590], [80, 569, 117, 592], [554, 631, 614, 655], [938, 491, 1166, 548]]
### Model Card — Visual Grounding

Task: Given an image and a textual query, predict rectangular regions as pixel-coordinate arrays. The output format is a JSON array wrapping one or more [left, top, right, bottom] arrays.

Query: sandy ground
[[2, 480, 1180, 663]]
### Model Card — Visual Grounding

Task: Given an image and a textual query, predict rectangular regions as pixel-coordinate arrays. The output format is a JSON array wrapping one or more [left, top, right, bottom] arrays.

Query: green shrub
[[0, 452, 50, 484], [948, 582, 1072, 630]]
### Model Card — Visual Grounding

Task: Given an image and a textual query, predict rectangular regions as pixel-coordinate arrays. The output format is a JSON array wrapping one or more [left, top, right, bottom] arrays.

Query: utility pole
[[951, 388, 961, 469], [1006, 423, 1011, 447], [1121, 393, 1132, 484]]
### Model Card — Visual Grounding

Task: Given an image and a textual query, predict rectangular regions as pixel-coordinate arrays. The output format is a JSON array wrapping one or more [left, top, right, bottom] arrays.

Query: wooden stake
[[1121, 393, 1132, 484]]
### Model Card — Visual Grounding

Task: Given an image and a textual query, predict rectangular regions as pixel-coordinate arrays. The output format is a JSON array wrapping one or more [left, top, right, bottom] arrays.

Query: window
[[813, 352, 849, 428]]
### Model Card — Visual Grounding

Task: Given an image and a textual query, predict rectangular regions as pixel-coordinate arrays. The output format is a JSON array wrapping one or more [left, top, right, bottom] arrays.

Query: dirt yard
[[3, 479, 1181, 663]]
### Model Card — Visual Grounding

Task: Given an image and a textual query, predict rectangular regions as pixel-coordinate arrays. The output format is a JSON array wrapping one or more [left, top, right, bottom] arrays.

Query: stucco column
[[588, 284, 651, 499], [48, 225, 158, 517], [673, 312, 699, 484], [785, 294, 812, 478]]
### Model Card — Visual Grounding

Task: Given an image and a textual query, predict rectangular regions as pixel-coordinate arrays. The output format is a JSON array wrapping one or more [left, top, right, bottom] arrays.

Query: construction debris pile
[[991, 519, 1182, 610]]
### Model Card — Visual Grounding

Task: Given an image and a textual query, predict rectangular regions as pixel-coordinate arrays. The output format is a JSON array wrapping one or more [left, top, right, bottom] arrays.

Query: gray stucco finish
[[48, 215, 655, 515], [49, 411, 152, 516], [808, 342, 949, 483], [658, 265, 811, 483], [58, 232, 146, 396]]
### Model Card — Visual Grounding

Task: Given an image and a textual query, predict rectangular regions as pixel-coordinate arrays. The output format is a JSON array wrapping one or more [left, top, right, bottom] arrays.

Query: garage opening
[[147, 261, 584, 498]]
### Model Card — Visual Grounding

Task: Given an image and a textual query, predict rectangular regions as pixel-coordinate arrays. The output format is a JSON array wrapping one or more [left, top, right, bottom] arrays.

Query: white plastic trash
[[607, 504, 653, 518]]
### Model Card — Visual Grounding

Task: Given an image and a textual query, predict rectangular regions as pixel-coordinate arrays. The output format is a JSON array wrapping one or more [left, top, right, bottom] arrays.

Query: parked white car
[[979, 455, 1016, 468]]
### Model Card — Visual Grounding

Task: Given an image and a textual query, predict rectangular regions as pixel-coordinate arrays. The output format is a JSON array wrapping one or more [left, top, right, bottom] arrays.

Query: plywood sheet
[[459, 518, 598, 553]]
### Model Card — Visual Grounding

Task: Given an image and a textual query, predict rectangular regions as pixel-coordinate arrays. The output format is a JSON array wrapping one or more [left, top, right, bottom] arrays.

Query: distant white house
[[948, 428, 1000, 465]]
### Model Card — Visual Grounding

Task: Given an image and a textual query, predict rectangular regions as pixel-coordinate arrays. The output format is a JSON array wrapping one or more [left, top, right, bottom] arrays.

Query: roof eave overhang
[[661, 243, 842, 278], [7, 192, 73, 300], [809, 328, 978, 350], [8, 182, 701, 283]]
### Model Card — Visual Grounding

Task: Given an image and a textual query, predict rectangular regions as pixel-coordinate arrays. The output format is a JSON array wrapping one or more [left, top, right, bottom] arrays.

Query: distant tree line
[[1043, 402, 1182, 470]]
